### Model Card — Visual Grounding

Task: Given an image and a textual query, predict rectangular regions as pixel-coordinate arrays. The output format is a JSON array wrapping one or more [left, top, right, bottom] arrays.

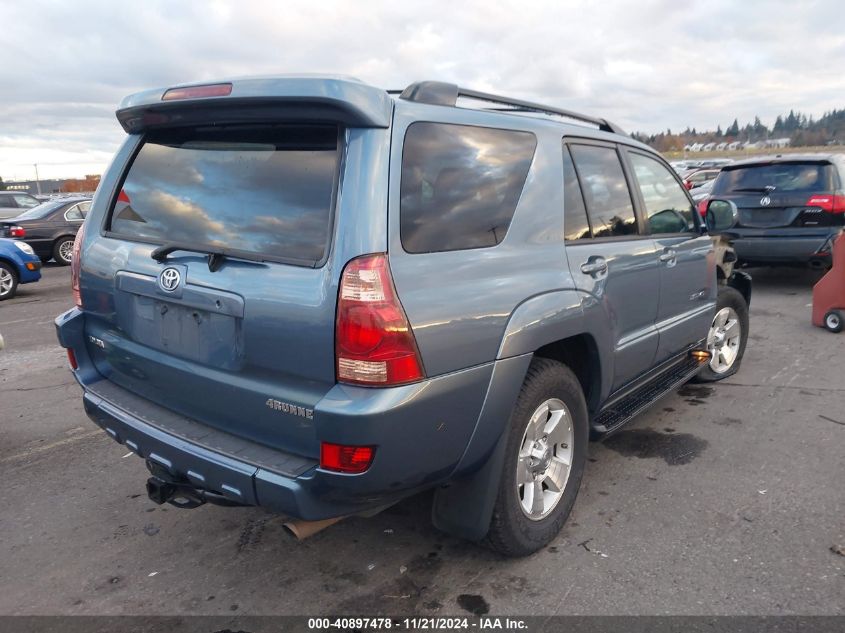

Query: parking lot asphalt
[[0, 264, 842, 616]]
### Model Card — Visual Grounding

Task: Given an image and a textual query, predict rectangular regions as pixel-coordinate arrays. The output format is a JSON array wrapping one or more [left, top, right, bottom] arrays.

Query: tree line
[[634, 108, 845, 152]]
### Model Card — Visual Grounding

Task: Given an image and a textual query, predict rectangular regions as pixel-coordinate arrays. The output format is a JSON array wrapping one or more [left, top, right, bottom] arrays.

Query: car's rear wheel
[[693, 286, 749, 382], [824, 310, 844, 333], [485, 358, 588, 557], [53, 237, 75, 266], [0, 262, 19, 300]]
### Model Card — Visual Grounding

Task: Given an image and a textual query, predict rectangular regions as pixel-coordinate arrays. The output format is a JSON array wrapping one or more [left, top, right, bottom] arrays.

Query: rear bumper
[[730, 229, 838, 264], [55, 307, 496, 520]]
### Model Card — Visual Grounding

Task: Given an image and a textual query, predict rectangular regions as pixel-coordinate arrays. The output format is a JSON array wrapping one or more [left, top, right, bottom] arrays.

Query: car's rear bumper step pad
[[593, 354, 708, 434], [87, 379, 317, 478]]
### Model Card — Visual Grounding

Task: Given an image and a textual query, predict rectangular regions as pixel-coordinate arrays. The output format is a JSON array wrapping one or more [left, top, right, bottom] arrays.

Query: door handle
[[580, 257, 608, 276], [659, 249, 677, 265]]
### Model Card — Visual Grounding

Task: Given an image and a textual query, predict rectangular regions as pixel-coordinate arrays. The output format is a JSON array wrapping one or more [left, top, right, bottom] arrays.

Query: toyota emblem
[[760, 196, 771, 207], [158, 267, 181, 292]]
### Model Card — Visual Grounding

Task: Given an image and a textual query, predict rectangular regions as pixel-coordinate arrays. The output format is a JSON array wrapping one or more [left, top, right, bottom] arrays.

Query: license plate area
[[114, 271, 245, 369]]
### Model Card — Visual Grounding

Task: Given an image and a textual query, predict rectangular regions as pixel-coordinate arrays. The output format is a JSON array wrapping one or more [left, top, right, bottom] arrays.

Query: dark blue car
[[0, 237, 42, 300]]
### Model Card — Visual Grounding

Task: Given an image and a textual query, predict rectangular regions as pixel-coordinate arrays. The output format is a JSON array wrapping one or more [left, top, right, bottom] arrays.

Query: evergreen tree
[[726, 119, 740, 136]]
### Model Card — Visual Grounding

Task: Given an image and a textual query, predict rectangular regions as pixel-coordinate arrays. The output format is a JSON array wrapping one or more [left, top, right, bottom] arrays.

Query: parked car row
[[0, 197, 89, 265], [0, 196, 89, 299]]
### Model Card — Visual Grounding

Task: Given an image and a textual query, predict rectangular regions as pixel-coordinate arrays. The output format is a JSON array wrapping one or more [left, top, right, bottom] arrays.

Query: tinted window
[[0, 195, 15, 208], [629, 153, 695, 234], [109, 125, 339, 265], [712, 162, 834, 195], [562, 145, 591, 240], [400, 122, 536, 253], [569, 144, 637, 238]]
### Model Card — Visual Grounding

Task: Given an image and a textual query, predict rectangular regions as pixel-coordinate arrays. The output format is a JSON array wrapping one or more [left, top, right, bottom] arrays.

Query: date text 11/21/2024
[[307, 617, 528, 630]]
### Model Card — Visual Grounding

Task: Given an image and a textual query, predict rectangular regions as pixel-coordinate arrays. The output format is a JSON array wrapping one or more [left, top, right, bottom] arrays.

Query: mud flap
[[431, 353, 533, 541]]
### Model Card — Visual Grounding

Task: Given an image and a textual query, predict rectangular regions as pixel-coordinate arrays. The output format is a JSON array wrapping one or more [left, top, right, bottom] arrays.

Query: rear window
[[400, 122, 536, 253], [109, 125, 340, 266], [712, 162, 834, 195], [11, 200, 67, 220]]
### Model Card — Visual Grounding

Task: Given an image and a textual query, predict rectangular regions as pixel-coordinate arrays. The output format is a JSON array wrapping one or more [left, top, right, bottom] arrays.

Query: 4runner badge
[[266, 398, 314, 420]]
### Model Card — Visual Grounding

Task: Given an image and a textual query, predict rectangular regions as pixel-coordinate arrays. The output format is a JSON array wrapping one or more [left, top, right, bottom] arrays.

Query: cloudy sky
[[1, 0, 843, 180]]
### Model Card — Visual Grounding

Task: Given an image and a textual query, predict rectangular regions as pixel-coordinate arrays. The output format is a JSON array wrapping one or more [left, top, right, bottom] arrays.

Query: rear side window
[[712, 162, 834, 195], [562, 145, 591, 241], [400, 122, 536, 253], [109, 125, 340, 266], [569, 144, 637, 238], [14, 195, 39, 208], [65, 202, 90, 221]]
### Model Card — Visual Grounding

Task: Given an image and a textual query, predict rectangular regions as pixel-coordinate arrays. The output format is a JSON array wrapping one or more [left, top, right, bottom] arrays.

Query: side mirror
[[705, 199, 738, 233]]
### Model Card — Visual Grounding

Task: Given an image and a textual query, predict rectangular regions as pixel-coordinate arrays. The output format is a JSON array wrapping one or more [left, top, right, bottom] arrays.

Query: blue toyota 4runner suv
[[56, 77, 751, 556]]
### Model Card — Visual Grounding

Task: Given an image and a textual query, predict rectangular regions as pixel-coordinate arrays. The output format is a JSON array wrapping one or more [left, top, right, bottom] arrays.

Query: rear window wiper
[[151, 242, 230, 272]]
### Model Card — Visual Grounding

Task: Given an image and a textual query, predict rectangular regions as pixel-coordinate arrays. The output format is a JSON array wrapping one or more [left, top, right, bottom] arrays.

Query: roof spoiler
[[116, 76, 393, 134], [398, 80, 625, 135]]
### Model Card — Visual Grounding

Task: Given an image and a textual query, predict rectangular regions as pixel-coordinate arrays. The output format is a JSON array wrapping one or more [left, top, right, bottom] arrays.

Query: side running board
[[593, 353, 710, 435]]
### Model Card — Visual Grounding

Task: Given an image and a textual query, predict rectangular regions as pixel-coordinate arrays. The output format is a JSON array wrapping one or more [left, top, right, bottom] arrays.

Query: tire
[[485, 358, 589, 557], [693, 285, 749, 382], [0, 262, 19, 300], [824, 310, 844, 333], [53, 237, 75, 266]]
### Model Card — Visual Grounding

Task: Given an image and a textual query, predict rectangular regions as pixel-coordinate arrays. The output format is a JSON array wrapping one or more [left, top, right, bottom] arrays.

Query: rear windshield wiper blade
[[151, 242, 229, 272], [732, 186, 777, 193]]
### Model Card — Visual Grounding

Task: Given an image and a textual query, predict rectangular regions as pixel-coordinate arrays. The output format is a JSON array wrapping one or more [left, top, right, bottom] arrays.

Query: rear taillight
[[336, 254, 424, 386], [697, 198, 709, 217], [9, 226, 25, 238], [67, 349, 78, 371], [162, 83, 233, 101], [806, 193, 845, 214], [71, 223, 85, 308], [320, 442, 375, 474]]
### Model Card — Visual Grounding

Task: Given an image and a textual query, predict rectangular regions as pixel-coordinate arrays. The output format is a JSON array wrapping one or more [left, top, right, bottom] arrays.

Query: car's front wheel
[[485, 358, 588, 557], [53, 237, 75, 266], [694, 286, 749, 382], [0, 262, 19, 300]]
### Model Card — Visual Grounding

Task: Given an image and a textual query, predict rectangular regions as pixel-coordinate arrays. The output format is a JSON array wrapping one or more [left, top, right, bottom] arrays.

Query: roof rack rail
[[398, 80, 625, 135]]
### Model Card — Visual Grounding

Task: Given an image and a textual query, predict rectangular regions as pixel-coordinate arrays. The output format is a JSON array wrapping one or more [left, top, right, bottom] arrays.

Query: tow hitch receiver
[[146, 476, 176, 505], [145, 472, 248, 509]]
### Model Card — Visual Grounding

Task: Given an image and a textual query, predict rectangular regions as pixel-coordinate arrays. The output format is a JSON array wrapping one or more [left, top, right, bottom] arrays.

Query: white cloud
[[1, 0, 843, 179]]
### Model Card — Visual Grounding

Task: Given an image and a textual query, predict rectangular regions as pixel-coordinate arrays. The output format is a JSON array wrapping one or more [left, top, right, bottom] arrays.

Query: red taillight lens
[[697, 198, 709, 217], [162, 83, 233, 101], [71, 223, 85, 308], [320, 442, 376, 474], [9, 226, 25, 238], [67, 349, 78, 371], [806, 193, 845, 213], [336, 254, 424, 386]]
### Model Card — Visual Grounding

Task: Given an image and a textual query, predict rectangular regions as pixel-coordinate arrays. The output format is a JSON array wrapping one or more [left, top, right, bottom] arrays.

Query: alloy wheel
[[516, 398, 574, 521]]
